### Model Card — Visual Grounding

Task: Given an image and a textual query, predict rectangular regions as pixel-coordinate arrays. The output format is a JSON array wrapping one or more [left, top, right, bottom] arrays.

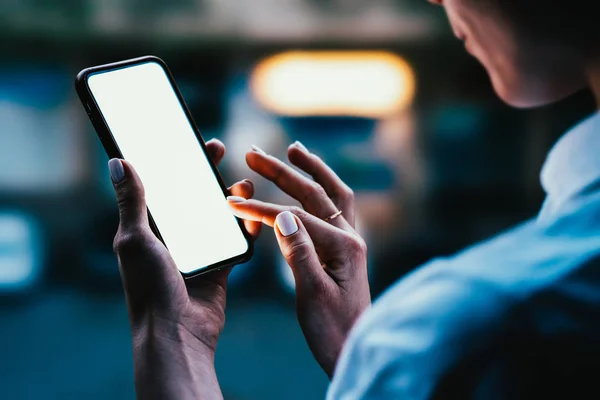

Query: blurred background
[[0, 0, 596, 399]]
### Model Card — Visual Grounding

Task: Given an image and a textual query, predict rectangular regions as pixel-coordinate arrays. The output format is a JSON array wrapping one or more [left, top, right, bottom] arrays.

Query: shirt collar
[[541, 111, 600, 212]]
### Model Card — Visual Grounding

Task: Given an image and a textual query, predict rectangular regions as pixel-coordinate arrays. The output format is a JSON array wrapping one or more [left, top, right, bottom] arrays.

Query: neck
[[587, 59, 600, 108]]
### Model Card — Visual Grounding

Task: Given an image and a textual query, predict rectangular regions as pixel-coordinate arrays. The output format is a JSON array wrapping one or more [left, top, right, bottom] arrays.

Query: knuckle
[[113, 228, 152, 257], [299, 188, 313, 206], [285, 240, 314, 267], [341, 187, 355, 202], [357, 237, 368, 254], [311, 182, 328, 198], [302, 273, 328, 297], [289, 206, 305, 218], [346, 187, 355, 200], [298, 182, 324, 206], [346, 235, 367, 256], [272, 164, 285, 182], [117, 177, 145, 198], [117, 184, 144, 210]]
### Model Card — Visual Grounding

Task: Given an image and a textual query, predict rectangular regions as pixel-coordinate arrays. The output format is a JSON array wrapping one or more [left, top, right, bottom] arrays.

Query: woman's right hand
[[227, 142, 371, 378]]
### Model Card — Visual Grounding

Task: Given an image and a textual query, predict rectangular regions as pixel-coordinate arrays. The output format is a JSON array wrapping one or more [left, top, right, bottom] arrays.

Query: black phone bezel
[[75, 55, 253, 279]]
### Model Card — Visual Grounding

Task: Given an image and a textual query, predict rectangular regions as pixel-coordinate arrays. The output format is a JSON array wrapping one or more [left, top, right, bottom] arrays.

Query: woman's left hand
[[109, 138, 259, 399]]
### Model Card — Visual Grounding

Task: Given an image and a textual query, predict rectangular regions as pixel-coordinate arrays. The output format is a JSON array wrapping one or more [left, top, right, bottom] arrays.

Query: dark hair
[[480, 0, 599, 55]]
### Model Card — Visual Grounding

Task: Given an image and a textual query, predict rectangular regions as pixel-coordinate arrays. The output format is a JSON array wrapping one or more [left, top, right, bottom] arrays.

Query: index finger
[[227, 198, 352, 255], [246, 150, 353, 232]]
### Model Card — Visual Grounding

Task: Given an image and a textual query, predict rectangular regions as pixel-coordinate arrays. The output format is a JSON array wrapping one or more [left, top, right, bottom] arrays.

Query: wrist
[[131, 308, 219, 355], [130, 313, 222, 400]]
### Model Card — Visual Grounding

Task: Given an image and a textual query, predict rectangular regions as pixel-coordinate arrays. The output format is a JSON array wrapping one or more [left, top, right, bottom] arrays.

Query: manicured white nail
[[294, 141, 308, 153], [276, 211, 299, 237], [227, 196, 247, 204], [108, 159, 125, 183], [251, 145, 267, 156]]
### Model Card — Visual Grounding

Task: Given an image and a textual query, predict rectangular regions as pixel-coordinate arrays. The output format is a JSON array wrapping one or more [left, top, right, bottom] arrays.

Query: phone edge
[[74, 55, 254, 279]]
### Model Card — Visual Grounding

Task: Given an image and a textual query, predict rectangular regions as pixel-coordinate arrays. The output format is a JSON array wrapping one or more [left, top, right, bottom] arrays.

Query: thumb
[[108, 158, 149, 230], [274, 211, 326, 290], [108, 159, 180, 315]]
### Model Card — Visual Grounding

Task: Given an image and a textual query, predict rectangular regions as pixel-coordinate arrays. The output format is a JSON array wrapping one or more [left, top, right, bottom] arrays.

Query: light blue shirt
[[328, 112, 600, 399]]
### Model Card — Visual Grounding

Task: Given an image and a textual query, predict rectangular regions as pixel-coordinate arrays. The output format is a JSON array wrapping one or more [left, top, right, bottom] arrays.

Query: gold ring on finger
[[323, 210, 343, 222]]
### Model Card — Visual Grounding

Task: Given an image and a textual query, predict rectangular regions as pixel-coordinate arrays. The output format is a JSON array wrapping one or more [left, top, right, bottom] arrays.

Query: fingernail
[[108, 159, 125, 183], [276, 211, 299, 237], [294, 141, 308, 153], [251, 145, 267, 156], [227, 196, 247, 204]]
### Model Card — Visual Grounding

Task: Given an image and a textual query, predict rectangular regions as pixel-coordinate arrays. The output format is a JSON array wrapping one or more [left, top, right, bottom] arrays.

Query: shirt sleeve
[[327, 206, 600, 399], [327, 260, 507, 400]]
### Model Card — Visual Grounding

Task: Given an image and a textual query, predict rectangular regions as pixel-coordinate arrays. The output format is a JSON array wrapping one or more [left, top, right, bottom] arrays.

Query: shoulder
[[328, 256, 513, 399], [327, 257, 509, 399], [329, 196, 600, 399]]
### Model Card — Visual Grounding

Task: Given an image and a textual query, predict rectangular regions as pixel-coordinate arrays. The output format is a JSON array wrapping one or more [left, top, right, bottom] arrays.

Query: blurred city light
[[0, 211, 43, 292], [0, 69, 82, 193], [250, 51, 416, 118]]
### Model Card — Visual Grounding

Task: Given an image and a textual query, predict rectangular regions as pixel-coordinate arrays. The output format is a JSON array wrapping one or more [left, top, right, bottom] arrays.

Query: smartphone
[[75, 56, 252, 278]]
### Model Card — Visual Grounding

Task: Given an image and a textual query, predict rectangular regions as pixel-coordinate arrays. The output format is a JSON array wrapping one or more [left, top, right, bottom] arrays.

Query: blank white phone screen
[[87, 61, 249, 274]]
